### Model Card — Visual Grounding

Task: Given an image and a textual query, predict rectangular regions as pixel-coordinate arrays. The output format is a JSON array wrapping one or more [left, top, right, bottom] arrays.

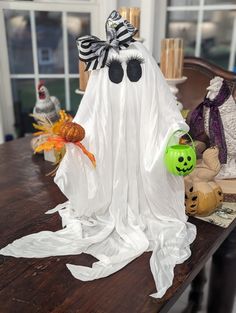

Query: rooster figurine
[[189, 76, 236, 179], [33, 81, 60, 123]]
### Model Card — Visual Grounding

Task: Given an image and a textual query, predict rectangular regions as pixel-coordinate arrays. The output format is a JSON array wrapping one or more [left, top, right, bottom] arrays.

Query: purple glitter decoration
[[189, 80, 231, 164]]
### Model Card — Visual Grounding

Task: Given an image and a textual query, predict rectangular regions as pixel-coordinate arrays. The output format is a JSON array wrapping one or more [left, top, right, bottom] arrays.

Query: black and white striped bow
[[77, 10, 138, 71]]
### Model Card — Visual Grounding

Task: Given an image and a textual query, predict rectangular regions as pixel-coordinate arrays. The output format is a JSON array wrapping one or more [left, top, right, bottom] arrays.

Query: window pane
[[36, 12, 64, 74], [4, 10, 34, 74], [200, 10, 235, 69], [67, 13, 91, 74], [167, 11, 197, 56], [70, 78, 83, 115], [11, 79, 35, 135], [40, 79, 66, 109], [167, 0, 199, 6], [205, 0, 235, 4]]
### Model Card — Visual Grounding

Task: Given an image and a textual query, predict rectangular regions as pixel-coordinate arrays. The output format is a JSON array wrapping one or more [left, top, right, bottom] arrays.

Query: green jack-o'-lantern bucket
[[164, 130, 196, 176]]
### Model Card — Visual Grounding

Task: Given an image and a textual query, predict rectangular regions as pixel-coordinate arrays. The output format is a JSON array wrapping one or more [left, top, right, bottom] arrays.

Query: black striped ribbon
[[76, 10, 137, 71]]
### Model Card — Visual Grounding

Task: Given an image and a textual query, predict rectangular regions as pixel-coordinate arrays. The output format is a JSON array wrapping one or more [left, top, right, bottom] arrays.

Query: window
[[0, 1, 99, 137], [166, 0, 236, 71]]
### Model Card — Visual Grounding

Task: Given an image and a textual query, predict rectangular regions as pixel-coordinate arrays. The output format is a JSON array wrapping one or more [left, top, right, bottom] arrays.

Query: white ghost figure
[[0, 42, 196, 298]]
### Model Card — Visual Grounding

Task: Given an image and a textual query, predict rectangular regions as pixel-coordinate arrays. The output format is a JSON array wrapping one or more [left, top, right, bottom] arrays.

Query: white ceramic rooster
[[33, 81, 60, 123], [202, 76, 236, 179]]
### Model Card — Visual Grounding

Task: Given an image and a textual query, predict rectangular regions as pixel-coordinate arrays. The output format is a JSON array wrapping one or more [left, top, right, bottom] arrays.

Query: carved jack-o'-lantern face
[[176, 154, 194, 175], [165, 145, 196, 176], [185, 187, 199, 216]]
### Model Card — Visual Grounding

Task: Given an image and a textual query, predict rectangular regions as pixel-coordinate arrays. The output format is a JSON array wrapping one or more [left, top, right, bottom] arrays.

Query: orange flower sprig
[[32, 110, 96, 168], [35, 136, 96, 168], [31, 110, 73, 137]]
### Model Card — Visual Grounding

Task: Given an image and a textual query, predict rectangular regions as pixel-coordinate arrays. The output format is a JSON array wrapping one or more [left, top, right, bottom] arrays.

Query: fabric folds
[[0, 42, 196, 298]]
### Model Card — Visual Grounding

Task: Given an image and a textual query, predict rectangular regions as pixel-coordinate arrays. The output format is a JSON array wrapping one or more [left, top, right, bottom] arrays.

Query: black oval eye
[[187, 156, 191, 161], [178, 156, 184, 162], [108, 60, 123, 84], [127, 59, 142, 82]]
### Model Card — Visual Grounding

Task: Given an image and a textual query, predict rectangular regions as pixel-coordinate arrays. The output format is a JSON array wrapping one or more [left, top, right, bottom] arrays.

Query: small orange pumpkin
[[59, 122, 85, 142]]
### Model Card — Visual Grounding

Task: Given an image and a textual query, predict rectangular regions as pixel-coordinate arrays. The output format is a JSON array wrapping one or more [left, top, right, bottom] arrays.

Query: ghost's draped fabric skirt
[[0, 135, 196, 299], [0, 193, 195, 299]]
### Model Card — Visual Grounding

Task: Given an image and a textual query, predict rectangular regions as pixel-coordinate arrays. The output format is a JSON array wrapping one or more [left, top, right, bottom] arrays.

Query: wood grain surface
[[0, 137, 235, 313]]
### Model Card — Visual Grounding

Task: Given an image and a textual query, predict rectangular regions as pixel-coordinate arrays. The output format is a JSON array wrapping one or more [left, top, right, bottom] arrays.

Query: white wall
[[99, 0, 118, 37], [153, 0, 167, 62], [118, 0, 140, 7], [0, 54, 4, 143], [0, 106, 4, 144], [0, 8, 15, 140]]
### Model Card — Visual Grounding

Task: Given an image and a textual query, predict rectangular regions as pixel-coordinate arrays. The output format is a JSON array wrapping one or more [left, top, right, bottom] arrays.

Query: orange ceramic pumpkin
[[185, 182, 223, 217], [59, 122, 85, 142]]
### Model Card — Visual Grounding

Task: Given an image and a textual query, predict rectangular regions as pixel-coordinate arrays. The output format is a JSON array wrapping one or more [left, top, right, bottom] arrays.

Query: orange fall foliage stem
[[76, 141, 96, 168], [47, 136, 96, 167]]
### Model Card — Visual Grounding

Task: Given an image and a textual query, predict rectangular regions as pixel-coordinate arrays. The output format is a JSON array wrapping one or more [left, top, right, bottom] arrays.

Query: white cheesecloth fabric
[[0, 42, 196, 298]]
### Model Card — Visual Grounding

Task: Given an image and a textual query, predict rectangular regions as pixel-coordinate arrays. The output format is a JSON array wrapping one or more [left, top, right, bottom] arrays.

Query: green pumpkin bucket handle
[[165, 129, 196, 153]]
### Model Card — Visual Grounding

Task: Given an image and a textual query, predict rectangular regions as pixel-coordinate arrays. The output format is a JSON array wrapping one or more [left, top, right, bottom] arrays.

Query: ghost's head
[[79, 42, 183, 135], [82, 43, 158, 113]]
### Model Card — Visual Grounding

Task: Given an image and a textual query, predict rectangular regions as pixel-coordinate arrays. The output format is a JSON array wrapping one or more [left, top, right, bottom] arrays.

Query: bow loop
[[77, 10, 137, 71]]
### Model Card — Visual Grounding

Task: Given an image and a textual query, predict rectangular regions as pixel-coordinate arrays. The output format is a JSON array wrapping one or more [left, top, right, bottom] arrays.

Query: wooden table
[[0, 137, 235, 313]]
